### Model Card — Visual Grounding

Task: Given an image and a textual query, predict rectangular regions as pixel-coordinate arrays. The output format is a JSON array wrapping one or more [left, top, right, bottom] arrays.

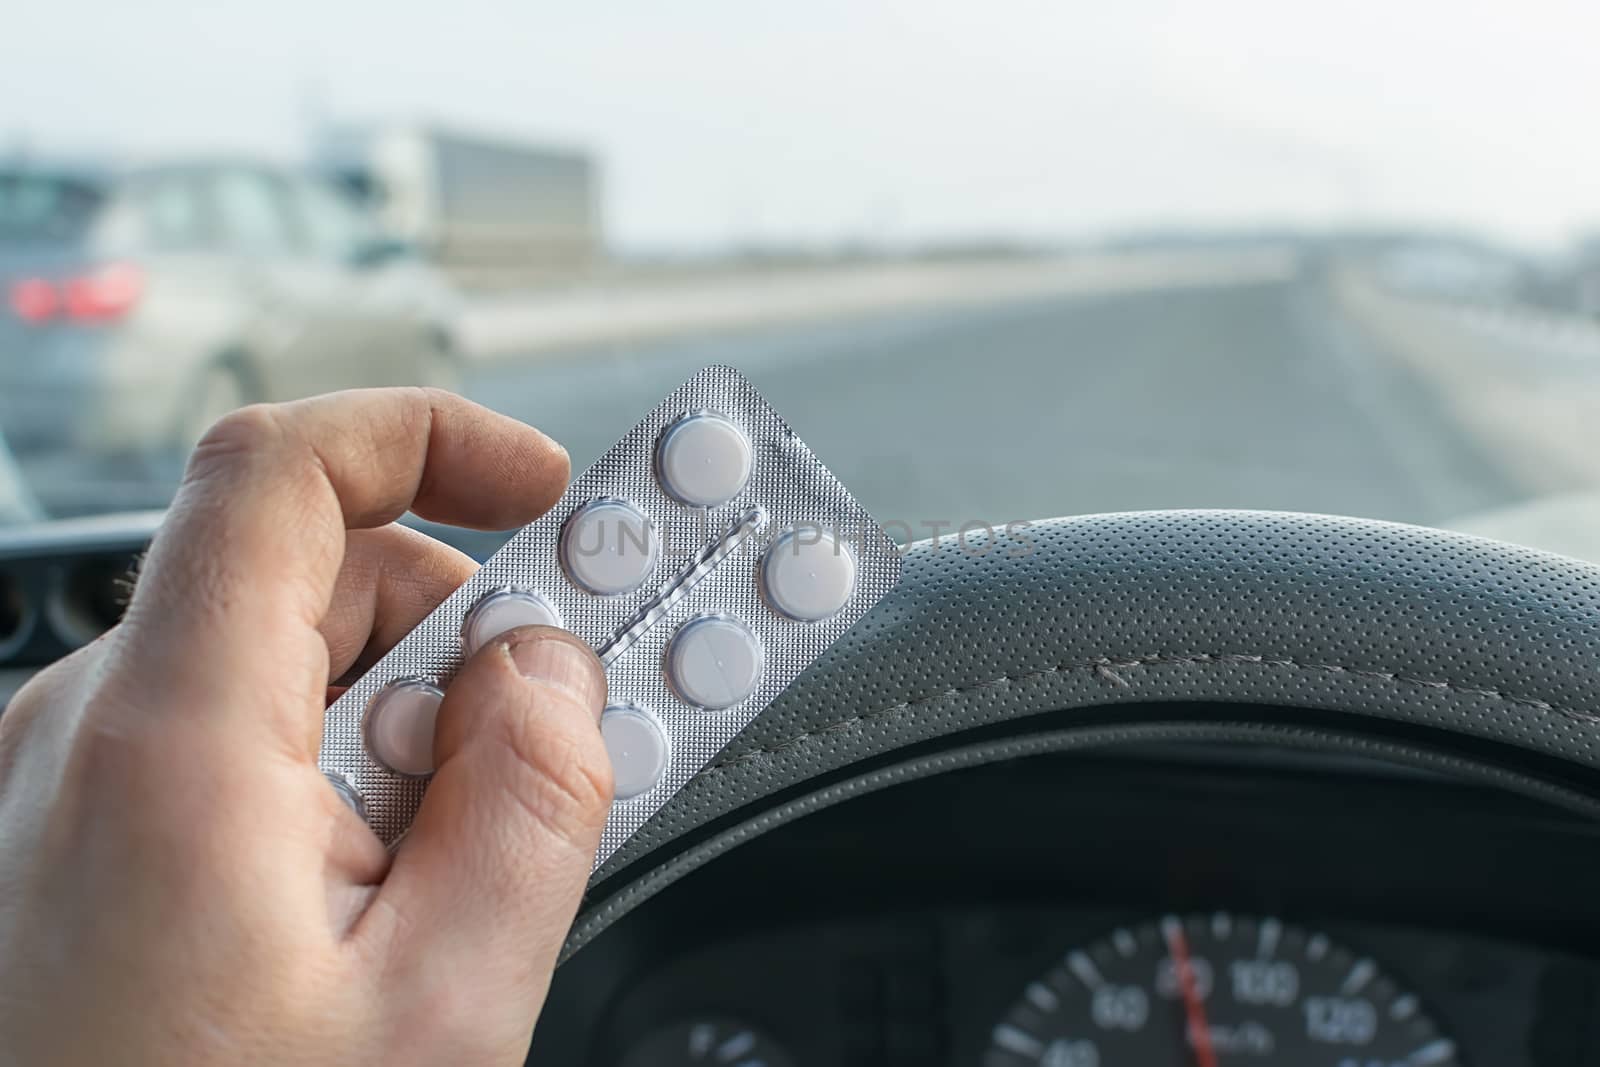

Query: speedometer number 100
[[984, 914, 1460, 1066]]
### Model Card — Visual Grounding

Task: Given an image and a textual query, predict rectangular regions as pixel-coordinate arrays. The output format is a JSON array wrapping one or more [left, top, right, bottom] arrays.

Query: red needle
[[1167, 925, 1220, 1067]]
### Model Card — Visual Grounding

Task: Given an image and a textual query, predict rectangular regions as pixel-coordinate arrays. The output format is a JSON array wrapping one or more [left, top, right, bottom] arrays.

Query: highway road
[[5, 262, 1544, 538], [467, 267, 1527, 537]]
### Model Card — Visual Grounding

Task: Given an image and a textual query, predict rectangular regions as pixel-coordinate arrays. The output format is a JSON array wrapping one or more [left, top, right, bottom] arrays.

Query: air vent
[[47, 556, 136, 649], [0, 567, 35, 659]]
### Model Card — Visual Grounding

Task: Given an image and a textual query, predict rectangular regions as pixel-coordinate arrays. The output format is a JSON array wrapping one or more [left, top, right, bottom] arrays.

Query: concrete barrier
[[459, 250, 1300, 359], [1336, 269, 1600, 496]]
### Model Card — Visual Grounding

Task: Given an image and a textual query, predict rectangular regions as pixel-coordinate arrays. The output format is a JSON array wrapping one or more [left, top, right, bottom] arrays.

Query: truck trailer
[[315, 122, 601, 287]]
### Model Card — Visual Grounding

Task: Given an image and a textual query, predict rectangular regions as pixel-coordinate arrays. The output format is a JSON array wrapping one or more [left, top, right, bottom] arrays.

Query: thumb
[[363, 626, 611, 1017]]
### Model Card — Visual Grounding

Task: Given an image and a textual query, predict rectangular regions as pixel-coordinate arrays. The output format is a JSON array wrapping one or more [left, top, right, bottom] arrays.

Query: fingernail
[[508, 634, 606, 718]]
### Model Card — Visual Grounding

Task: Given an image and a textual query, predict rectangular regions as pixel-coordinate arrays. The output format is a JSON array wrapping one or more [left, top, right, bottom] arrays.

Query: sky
[[4, 0, 1598, 252]]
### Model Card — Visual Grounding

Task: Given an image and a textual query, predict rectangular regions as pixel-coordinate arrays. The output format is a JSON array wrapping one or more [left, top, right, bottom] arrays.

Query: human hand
[[0, 389, 612, 1065]]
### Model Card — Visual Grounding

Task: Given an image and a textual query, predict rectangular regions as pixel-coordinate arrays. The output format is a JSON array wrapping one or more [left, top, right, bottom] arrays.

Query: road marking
[[992, 1024, 1044, 1057], [1307, 934, 1329, 961], [1068, 951, 1105, 991], [1390, 995, 1419, 1021], [1113, 928, 1139, 958], [1025, 982, 1060, 1012], [1212, 912, 1233, 940], [1341, 958, 1377, 996], [1258, 917, 1282, 958], [1408, 1037, 1458, 1064]]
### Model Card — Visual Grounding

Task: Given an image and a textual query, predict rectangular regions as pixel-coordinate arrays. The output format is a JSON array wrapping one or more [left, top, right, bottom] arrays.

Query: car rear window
[[0, 172, 105, 243]]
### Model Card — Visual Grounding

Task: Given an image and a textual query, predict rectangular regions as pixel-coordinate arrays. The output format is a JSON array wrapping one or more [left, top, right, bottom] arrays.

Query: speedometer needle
[[1166, 925, 1220, 1067]]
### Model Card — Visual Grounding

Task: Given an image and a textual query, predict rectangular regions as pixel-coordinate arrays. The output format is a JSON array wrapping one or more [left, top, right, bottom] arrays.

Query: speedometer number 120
[[984, 914, 1460, 1066]]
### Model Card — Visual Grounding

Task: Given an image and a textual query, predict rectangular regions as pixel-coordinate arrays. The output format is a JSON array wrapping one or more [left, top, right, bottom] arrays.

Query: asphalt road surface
[[7, 264, 1535, 535], [467, 267, 1526, 537]]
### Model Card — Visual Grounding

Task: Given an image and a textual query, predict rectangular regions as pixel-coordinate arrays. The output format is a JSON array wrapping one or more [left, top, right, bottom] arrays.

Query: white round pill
[[461, 587, 562, 656], [322, 770, 365, 818], [655, 412, 753, 507], [600, 704, 669, 800], [762, 527, 859, 621], [364, 678, 443, 777], [666, 613, 764, 709], [560, 498, 660, 596]]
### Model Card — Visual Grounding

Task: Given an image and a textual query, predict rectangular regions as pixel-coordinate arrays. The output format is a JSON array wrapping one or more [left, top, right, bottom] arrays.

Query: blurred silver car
[[0, 160, 461, 463]]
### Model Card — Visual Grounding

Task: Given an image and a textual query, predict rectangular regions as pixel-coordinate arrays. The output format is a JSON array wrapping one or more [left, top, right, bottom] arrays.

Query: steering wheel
[[564, 508, 1600, 961]]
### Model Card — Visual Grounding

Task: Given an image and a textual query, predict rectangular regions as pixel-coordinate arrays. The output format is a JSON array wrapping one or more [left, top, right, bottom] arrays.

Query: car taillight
[[8, 278, 59, 323], [7, 263, 143, 325], [63, 262, 143, 322]]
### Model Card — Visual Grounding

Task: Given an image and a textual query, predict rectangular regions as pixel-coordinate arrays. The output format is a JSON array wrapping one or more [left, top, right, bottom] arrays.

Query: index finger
[[116, 388, 569, 749]]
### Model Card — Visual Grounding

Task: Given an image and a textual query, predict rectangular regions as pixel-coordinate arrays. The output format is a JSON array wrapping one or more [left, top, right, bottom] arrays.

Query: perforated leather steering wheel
[[565, 509, 1600, 960]]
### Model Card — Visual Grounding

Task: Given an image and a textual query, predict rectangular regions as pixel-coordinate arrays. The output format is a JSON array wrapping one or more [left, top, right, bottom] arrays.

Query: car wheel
[[173, 358, 261, 455]]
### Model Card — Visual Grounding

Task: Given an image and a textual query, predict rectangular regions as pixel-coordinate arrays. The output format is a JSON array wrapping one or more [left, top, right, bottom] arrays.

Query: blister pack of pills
[[318, 365, 901, 870]]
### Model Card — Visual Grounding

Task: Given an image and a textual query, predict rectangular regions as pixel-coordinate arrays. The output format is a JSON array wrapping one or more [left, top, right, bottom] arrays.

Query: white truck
[[314, 123, 601, 287]]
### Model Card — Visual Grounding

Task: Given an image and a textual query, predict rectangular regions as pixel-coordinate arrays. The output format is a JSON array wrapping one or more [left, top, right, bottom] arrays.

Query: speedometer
[[984, 913, 1459, 1066]]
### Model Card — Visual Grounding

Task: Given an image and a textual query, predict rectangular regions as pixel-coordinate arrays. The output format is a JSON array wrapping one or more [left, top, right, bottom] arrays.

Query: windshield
[[2, 3, 1598, 554]]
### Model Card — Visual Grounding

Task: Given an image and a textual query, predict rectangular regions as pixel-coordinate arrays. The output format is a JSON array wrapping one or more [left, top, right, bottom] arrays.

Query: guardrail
[[1336, 268, 1600, 495]]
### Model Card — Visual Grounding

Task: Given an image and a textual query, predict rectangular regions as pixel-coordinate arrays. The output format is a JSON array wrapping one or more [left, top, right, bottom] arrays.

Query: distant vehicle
[[1572, 237, 1600, 318], [1505, 238, 1600, 318], [0, 160, 461, 465], [314, 123, 600, 287]]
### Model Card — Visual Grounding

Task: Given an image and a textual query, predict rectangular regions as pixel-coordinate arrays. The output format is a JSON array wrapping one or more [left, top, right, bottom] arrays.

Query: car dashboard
[[534, 748, 1600, 1066]]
